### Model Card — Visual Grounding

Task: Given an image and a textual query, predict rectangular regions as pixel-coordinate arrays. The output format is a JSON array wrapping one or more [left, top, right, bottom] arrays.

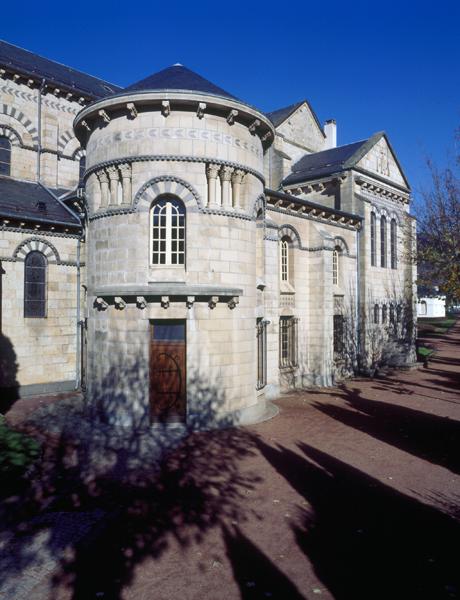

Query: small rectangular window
[[279, 316, 298, 368], [333, 315, 344, 355]]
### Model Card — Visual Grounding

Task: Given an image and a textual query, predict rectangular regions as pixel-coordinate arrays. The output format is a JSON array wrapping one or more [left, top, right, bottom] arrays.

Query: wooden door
[[150, 320, 186, 423]]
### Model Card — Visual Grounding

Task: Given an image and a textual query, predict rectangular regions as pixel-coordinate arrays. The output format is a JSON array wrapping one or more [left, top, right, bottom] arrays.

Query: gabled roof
[[283, 131, 410, 190], [0, 39, 121, 99], [266, 99, 324, 135], [0, 177, 81, 227], [124, 64, 239, 100]]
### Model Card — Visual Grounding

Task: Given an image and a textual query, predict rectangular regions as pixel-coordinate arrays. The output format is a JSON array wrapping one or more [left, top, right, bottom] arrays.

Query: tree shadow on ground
[[0, 358, 263, 600], [255, 439, 460, 600], [311, 386, 460, 474]]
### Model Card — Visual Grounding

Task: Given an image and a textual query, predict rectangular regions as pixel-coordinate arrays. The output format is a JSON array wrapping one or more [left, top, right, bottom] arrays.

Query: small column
[[119, 163, 132, 206], [231, 169, 245, 210], [107, 166, 119, 206], [97, 170, 109, 210], [220, 166, 233, 210], [206, 163, 220, 208]]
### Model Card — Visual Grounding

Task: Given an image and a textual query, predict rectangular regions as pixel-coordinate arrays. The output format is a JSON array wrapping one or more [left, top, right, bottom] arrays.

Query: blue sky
[[2, 0, 459, 200]]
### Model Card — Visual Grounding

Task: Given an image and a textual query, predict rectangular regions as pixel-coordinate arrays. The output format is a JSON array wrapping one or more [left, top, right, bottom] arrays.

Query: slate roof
[[124, 64, 239, 100], [0, 176, 81, 227], [283, 139, 368, 185], [0, 40, 121, 99], [266, 100, 324, 135]]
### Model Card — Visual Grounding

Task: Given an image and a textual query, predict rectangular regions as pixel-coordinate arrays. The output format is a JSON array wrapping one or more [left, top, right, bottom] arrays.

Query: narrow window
[[390, 304, 395, 324], [370, 212, 376, 266], [151, 196, 186, 266], [24, 251, 46, 318], [420, 301, 427, 316], [332, 250, 338, 285], [279, 316, 298, 368], [280, 239, 289, 282], [373, 304, 380, 324], [333, 314, 344, 355], [390, 218, 397, 269], [382, 304, 387, 324], [79, 156, 86, 183], [0, 136, 11, 176], [256, 318, 268, 390], [396, 304, 402, 322], [380, 215, 387, 267]]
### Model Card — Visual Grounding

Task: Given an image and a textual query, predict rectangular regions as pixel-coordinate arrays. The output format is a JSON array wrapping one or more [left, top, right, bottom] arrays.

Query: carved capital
[[219, 166, 233, 182], [161, 100, 170, 117], [97, 170, 109, 184], [118, 163, 131, 178], [206, 163, 220, 180], [136, 296, 147, 309], [98, 109, 110, 123], [127, 102, 138, 118], [231, 169, 245, 185], [106, 165, 119, 181], [226, 109, 238, 125], [196, 102, 206, 119]]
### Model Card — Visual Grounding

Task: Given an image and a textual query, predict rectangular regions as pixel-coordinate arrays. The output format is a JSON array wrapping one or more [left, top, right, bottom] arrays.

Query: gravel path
[[2, 321, 459, 600]]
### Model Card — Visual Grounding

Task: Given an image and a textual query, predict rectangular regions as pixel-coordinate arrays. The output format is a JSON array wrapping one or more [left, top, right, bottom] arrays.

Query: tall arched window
[[280, 239, 289, 282], [332, 248, 339, 285], [24, 251, 47, 318], [0, 136, 11, 176], [382, 304, 387, 324], [370, 212, 376, 266], [390, 218, 397, 269], [79, 156, 86, 183], [151, 196, 185, 265], [380, 215, 387, 267]]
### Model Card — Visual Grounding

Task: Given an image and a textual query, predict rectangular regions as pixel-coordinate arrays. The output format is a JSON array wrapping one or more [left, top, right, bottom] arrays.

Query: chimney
[[324, 119, 337, 149]]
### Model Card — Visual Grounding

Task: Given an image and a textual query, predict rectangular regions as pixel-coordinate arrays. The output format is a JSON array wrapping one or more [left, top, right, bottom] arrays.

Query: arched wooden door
[[150, 320, 186, 422]]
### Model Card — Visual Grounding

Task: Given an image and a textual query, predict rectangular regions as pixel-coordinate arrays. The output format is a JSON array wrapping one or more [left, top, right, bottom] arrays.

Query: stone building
[[0, 40, 416, 425]]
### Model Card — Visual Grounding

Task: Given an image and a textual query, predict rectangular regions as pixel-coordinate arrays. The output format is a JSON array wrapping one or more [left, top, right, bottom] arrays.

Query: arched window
[[151, 196, 185, 266], [280, 238, 289, 282], [79, 156, 86, 183], [373, 304, 380, 324], [370, 212, 376, 266], [0, 136, 11, 176], [24, 251, 46, 318], [382, 304, 387, 324], [390, 304, 395, 324], [380, 215, 387, 267], [332, 247, 341, 285], [390, 218, 397, 269], [420, 300, 427, 316]]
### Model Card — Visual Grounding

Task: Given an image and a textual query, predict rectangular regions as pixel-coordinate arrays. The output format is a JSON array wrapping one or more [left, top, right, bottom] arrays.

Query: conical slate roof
[[124, 64, 238, 100]]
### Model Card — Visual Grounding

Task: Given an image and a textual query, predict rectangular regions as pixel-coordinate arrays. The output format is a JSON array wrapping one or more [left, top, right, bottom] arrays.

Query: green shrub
[[0, 415, 41, 479]]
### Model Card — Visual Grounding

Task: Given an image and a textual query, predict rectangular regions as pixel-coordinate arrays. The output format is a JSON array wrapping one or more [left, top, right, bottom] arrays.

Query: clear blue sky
[[2, 0, 459, 200]]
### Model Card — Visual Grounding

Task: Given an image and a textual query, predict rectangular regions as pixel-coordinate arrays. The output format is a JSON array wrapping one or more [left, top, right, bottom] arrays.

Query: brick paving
[[1, 321, 459, 600]]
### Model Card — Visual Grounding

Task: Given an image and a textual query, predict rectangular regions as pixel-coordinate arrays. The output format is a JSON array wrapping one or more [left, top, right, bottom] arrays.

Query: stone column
[[97, 170, 109, 210], [206, 163, 220, 208], [119, 163, 132, 206], [107, 165, 119, 206], [220, 166, 233, 210], [231, 169, 245, 210]]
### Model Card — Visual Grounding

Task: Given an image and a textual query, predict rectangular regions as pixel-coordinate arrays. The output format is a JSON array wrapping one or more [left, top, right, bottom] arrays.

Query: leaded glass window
[[24, 251, 46, 318], [279, 316, 298, 368], [151, 197, 185, 266], [0, 136, 11, 176], [280, 239, 289, 282], [370, 212, 376, 266], [380, 215, 387, 267], [390, 218, 397, 269]]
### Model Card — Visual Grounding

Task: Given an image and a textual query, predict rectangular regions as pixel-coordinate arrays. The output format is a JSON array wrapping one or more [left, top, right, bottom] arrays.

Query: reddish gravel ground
[[3, 321, 460, 600]]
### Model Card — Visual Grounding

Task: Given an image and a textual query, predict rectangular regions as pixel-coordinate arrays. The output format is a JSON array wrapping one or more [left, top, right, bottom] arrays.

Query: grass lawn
[[417, 316, 456, 335]]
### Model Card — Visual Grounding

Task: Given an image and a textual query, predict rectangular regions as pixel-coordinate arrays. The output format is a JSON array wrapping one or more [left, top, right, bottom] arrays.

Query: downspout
[[37, 78, 45, 182], [76, 236, 81, 390], [356, 222, 361, 372]]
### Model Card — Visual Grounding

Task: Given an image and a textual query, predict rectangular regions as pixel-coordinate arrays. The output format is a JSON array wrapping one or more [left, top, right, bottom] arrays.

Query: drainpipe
[[37, 78, 45, 182], [356, 223, 361, 371], [76, 236, 81, 389]]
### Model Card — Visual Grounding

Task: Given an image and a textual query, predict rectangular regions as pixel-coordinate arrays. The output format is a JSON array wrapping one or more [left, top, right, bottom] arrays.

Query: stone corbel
[[161, 296, 170, 309], [161, 100, 170, 117], [66, 92, 73, 100], [27, 79, 34, 87], [127, 102, 138, 118], [54, 88, 61, 96], [95, 297, 108, 310], [249, 119, 260, 134], [304, 185, 313, 193], [13, 74, 20, 82], [81, 120, 91, 132], [98, 109, 110, 123], [197, 102, 206, 119], [114, 296, 126, 310], [186, 296, 195, 309], [208, 296, 219, 309], [317, 183, 325, 192], [78, 97, 85, 104], [228, 296, 239, 310], [226, 109, 238, 125], [136, 296, 147, 309]]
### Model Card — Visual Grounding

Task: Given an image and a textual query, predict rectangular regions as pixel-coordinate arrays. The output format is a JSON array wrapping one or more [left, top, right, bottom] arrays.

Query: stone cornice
[[354, 169, 410, 196], [354, 174, 410, 204]]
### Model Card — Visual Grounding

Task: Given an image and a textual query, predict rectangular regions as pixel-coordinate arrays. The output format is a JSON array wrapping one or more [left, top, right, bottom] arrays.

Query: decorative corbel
[[196, 102, 206, 119], [81, 120, 91, 132], [114, 296, 126, 310], [186, 296, 195, 309], [161, 100, 170, 117], [98, 109, 111, 123], [127, 102, 138, 119], [208, 296, 219, 309], [136, 296, 147, 309], [249, 119, 260, 134], [304, 185, 313, 193], [296, 187, 303, 195], [0, 69, 5, 76], [54, 88, 61, 96], [286, 203, 295, 211], [13, 74, 20, 82], [228, 296, 239, 310], [298, 206, 306, 213], [95, 297, 109, 311], [78, 97, 85, 104], [274, 199, 283, 208], [66, 92, 73, 100], [27, 79, 34, 87], [161, 296, 170, 309], [317, 183, 325, 192], [226, 109, 238, 125]]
